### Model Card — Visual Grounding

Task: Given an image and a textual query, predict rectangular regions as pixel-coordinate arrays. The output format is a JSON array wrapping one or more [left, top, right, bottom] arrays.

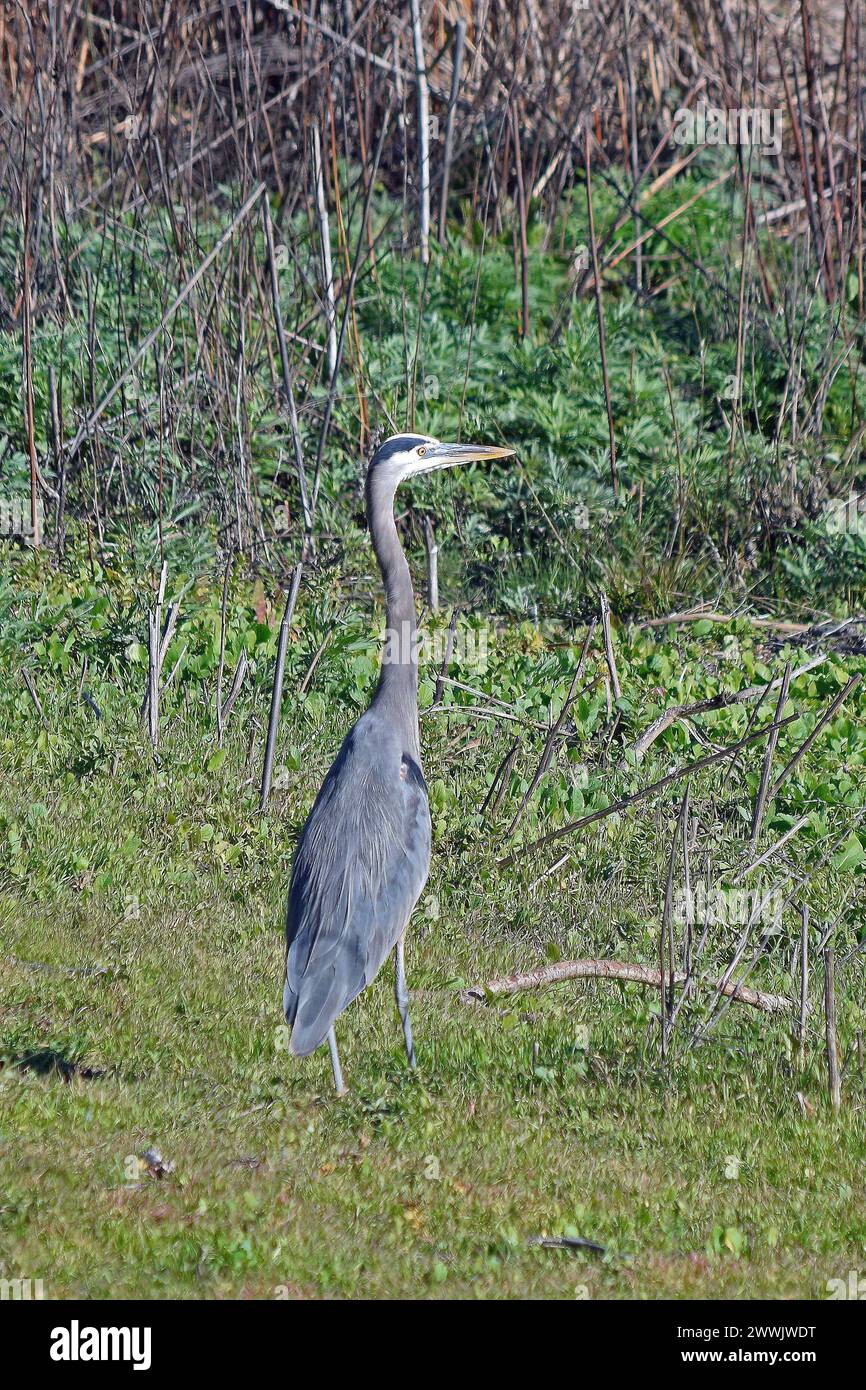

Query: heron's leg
[[326, 1026, 347, 1096], [395, 936, 416, 1068]]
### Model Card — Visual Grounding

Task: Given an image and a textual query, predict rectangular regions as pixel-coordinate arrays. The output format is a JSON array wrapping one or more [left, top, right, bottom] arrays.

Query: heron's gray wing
[[283, 710, 431, 1055]]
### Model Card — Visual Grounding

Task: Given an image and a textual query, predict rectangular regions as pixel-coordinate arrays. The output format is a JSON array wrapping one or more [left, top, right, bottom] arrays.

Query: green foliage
[[3, 167, 865, 611], [2, 169, 866, 1300], [2, 547, 866, 1297]]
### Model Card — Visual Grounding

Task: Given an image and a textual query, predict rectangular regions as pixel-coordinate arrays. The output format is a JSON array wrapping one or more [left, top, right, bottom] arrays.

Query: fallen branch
[[622, 653, 826, 765], [461, 958, 793, 1014], [639, 610, 810, 633]]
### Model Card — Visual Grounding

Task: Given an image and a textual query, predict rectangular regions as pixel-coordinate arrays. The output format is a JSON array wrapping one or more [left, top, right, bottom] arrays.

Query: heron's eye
[[417, 446, 427, 457]]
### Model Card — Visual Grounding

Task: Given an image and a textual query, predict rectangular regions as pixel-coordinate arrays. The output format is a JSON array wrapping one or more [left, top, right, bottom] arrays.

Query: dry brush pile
[[0, 1, 862, 556]]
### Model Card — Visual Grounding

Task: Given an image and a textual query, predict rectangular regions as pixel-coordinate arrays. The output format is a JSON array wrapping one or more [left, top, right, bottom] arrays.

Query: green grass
[[3, 163, 866, 1299], [2, 552, 865, 1299]]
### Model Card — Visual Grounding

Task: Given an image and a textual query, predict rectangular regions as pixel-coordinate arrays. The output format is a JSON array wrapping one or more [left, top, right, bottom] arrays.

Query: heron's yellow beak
[[414, 441, 515, 474]]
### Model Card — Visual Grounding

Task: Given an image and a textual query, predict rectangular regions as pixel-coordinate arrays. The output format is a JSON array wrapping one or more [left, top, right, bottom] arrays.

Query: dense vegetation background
[[1, 1, 865, 1299]]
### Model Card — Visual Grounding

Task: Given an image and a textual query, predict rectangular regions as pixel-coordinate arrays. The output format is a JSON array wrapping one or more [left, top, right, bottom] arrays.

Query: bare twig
[[21, 668, 48, 728], [749, 662, 791, 848], [409, 0, 431, 265], [262, 197, 313, 547], [734, 815, 809, 882], [259, 564, 303, 811], [506, 620, 595, 837], [585, 132, 618, 495], [312, 124, 338, 381], [462, 959, 792, 1015], [798, 904, 810, 1062], [481, 738, 520, 817], [216, 554, 232, 747], [220, 650, 248, 732], [499, 714, 797, 869], [768, 675, 862, 800], [599, 592, 621, 702], [438, 18, 466, 242], [422, 515, 439, 612], [623, 653, 827, 765], [66, 183, 266, 464], [639, 611, 810, 633], [432, 607, 459, 706]]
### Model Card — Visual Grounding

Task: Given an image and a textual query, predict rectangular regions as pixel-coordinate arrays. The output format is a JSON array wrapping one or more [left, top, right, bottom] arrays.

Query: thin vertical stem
[[798, 904, 809, 1063], [260, 565, 303, 811], [261, 197, 314, 550], [512, 100, 530, 338], [438, 18, 466, 242], [409, 0, 430, 265], [312, 125, 338, 381], [585, 131, 618, 496], [824, 947, 841, 1111]]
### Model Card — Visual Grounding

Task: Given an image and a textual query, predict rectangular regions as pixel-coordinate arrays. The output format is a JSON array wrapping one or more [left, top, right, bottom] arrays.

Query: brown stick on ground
[[461, 959, 793, 1014]]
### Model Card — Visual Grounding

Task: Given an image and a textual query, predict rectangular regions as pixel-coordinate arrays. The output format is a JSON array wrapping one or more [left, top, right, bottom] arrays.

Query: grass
[[2, 549, 865, 1299], [2, 163, 866, 1299]]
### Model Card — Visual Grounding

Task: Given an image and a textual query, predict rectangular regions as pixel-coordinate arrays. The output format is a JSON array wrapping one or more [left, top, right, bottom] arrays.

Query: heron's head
[[367, 433, 514, 493]]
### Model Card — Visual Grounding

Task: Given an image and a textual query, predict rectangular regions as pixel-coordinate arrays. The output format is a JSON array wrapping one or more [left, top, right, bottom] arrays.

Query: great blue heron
[[283, 433, 514, 1092]]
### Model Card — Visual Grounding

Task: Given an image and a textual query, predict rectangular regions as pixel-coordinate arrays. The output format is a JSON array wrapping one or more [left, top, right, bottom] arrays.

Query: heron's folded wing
[[284, 718, 431, 1055]]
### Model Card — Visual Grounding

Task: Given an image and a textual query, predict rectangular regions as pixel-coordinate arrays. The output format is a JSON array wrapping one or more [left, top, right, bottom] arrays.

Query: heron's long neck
[[367, 477, 420, 758]]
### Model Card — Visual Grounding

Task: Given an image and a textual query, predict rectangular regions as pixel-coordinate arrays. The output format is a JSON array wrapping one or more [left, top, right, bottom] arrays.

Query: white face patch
[[372, 435, 440, 488]]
